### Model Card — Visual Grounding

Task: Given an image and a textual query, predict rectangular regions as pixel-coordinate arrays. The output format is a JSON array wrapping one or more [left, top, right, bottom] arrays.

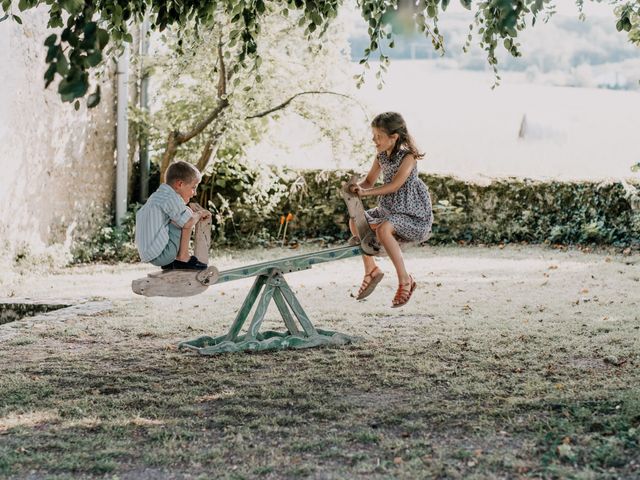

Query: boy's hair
[[165, 161, 202, 185], [371, 112, 425, 160]]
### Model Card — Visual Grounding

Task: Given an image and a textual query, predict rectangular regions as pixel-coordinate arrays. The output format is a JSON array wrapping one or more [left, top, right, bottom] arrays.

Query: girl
[[349, 112, 433, 307]]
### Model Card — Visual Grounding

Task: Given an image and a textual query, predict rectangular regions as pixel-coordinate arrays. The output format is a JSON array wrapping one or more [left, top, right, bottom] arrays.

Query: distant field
[[249, 61, 640, 182]]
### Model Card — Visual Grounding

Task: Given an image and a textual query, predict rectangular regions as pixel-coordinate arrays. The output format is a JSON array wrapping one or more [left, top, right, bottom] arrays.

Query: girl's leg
[[349, 218, 384, 299], [375, 222, 410, 284], [376, 222, 416, 306], [349, 218, 378, 273]]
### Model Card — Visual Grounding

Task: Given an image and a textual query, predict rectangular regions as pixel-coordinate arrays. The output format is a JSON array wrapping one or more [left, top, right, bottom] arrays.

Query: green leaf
[[44, 33, 57, 46], [45, 44, 59, 62], [96, 28, 109, 49], [58, 73, 88, 100], [86, 51, 102, 67], [55, 54, 69, 74], [44, 63, 57, 88], [87, 86, 101, 108], [310, 12, 322, 26], [12, 14, 22, 24]]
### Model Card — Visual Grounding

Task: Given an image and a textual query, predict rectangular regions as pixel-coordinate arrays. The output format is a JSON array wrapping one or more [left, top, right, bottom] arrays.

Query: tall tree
[[141, 10, 368, 180], [1, 1, 638, 106]]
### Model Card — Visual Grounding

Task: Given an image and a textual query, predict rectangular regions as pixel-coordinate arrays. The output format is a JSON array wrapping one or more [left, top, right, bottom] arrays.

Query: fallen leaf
[[557, 444, 574, 459]]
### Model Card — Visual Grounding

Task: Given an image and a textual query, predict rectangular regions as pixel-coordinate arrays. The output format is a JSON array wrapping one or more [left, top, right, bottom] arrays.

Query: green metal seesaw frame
[[180, 245, 364, 355], [132, 244, 366, 355]]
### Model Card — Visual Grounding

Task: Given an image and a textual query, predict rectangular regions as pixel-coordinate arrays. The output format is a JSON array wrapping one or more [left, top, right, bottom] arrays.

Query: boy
[[135, 161, 212, 270]]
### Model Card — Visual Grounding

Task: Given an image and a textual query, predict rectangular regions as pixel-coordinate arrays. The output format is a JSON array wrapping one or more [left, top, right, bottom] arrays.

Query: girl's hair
[[371, 112, 424, 160]]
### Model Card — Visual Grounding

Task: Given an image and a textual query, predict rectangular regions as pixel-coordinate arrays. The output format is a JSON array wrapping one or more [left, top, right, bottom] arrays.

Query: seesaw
[[131, 199, 372, 355], [131, 183, 415, 355]]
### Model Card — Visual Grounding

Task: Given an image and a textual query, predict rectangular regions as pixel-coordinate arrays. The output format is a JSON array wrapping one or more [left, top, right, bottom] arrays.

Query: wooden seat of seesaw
[[131, 200, 219, 298], [132, 267, 219, 297]]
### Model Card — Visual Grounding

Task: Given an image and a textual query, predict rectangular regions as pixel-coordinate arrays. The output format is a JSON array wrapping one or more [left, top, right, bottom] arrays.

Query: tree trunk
[[160, 130, 179, 183]]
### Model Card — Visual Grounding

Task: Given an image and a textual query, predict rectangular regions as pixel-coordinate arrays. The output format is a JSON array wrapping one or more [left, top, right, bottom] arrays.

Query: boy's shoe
[[162, 255, 208, 271]]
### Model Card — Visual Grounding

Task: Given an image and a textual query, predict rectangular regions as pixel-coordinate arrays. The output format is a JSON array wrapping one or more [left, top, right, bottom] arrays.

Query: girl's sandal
[[356, 267, 384, 300], [391, 276, 417, 308]]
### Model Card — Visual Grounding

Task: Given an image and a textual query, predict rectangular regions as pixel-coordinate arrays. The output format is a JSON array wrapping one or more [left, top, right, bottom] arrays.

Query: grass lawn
[[0, 245, 638, 479]]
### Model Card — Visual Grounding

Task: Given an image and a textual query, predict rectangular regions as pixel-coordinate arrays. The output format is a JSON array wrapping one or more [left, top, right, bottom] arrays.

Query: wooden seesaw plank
[[132, 266, 219, 297]]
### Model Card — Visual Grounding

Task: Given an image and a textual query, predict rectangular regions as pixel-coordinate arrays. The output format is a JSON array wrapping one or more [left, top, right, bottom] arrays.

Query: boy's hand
[[182, 215, 197, 230], [196, 210, 212, 222]]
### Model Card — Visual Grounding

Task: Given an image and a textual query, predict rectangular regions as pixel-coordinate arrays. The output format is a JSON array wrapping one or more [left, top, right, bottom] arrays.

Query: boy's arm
[[160, 196, 193, 228]]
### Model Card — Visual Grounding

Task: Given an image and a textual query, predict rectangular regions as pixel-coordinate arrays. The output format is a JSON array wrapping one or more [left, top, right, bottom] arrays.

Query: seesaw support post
[[179, 248, 362, 355]]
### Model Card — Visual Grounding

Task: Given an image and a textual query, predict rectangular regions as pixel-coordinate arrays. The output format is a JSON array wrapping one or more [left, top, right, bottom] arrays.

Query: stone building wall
[[0, 8, 116, 263]]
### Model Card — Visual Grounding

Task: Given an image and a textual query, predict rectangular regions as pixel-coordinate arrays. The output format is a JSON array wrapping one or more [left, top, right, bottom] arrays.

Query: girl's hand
[[356, 186, 374, 197]]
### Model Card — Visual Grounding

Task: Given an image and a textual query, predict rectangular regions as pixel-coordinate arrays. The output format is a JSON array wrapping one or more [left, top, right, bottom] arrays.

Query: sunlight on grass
[[0, 410, 59, 433]]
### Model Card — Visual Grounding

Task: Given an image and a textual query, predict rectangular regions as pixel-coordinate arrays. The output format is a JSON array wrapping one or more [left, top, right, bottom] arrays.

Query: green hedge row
[[71, 170, 640, 264], [276, 171, 640, 247]]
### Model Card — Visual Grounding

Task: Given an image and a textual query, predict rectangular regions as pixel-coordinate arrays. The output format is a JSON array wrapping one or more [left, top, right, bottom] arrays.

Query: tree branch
[[217, 40, 226, 99], [160, 130, 180, 183], [245, 91, 358, 120], [177, 98, 229, 144], [196, 139, 214, 173]]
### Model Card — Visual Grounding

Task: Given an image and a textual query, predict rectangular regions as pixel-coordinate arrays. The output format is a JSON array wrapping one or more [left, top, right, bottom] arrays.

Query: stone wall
[[0, 8, 116, 263]]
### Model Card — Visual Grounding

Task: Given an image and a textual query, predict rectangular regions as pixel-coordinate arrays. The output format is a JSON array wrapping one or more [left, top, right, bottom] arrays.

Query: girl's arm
[[358, 154, 417, 197], [357, 158, 381, 189]]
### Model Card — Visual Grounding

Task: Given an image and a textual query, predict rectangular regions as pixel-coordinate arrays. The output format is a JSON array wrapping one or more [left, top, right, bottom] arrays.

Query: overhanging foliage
[[1, 0, 639, 107]]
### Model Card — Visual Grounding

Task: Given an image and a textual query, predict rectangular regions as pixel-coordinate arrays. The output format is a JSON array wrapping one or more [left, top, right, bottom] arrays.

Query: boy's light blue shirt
[[135, 184, 193, 262]]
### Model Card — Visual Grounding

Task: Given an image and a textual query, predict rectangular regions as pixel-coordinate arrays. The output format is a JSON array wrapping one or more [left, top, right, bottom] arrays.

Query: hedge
[[71, 170, 640, 264], [275, 171, 640, 247]]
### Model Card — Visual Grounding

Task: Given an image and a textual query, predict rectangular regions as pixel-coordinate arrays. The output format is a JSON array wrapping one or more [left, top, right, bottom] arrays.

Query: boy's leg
[[190, 203, 211, 264], [176, 224, 193, 262], [149, 224, 181, 267]]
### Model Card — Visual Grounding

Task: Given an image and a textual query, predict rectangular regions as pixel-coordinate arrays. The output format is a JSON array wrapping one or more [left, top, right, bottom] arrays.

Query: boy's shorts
[[149, 223, 181, 267]]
